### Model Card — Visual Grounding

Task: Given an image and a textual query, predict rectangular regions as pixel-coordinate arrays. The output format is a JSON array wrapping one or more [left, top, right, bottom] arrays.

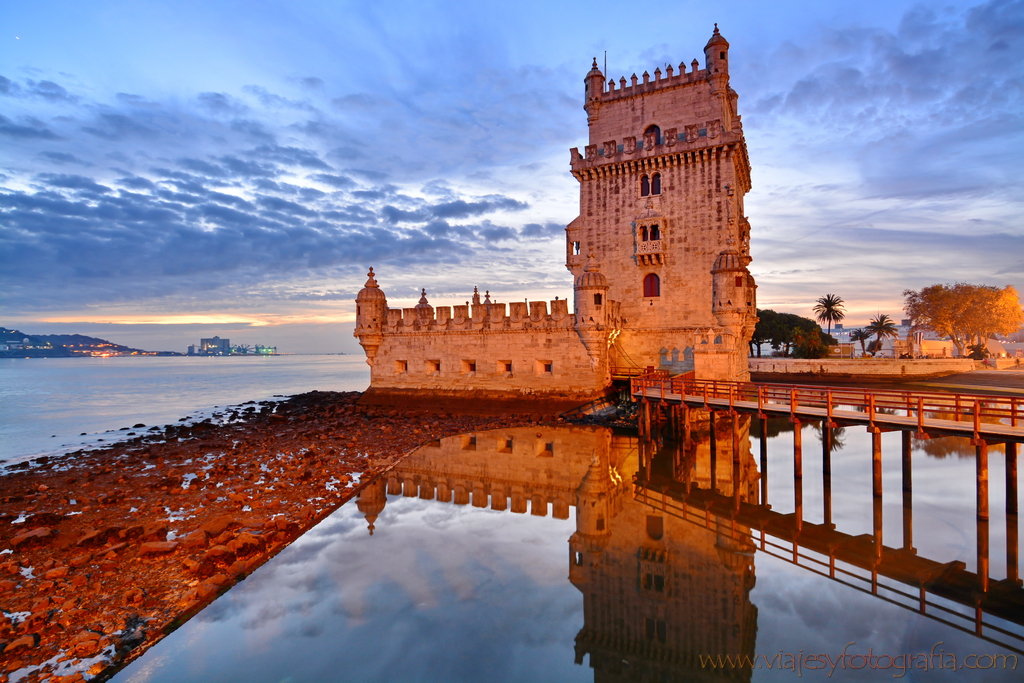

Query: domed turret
[[354, 267, 388, 365], [584, 58, 605, 124], [711, 239, 752, 327], [704, 23, 730, 74], [415, 288, 433, 321]]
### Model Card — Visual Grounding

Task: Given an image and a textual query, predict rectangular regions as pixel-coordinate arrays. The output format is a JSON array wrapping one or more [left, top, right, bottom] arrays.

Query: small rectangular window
[[461, 359, 476, 374], [426, 360, 440, 374], [461, 435, 477, 451], [536, 359, 553, 375], [573, 241, 581, 255], [735, 275, 743, 287], [593, 293, 602, 305], [544, 363, 553, 373], [499, 360, 513, 374], [395, 360, 408, 374], [499, 437, 514, 454]]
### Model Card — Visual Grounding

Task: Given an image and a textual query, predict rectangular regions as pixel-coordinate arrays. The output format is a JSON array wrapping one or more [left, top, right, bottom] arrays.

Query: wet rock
[[202, 545, 236, 567], [180, 530, 208, 549], [5, 633, 38, 653], [141, 521, 169, 542], [138, 541, 179, 558], [226, 533, 263, 558], [44, 566, 69, 580], [11, 527, 55, 549], [69, 553, 92, 568], [200, 515, 237, 537], [77, 526, 121, 547]]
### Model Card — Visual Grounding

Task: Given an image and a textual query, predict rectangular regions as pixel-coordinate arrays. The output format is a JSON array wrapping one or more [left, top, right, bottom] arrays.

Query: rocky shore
[[0, 391, 554, 682]]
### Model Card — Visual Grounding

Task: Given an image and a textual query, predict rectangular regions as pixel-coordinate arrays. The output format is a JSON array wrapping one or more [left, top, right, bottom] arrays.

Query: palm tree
[[812, 294, 846, 338], [849, 328, 870, 357], [867, 314, 899, 356]]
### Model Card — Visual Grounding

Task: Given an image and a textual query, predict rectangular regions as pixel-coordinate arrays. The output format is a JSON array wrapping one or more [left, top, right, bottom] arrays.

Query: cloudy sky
[[2, 0, 1021, 353]]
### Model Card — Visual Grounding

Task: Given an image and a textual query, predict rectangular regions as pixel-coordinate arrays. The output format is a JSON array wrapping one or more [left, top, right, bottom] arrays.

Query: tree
[[812, 293, 846, 338], [866, 314, 899, 356], [904, 283, 1024, 356], [849, 328, 871, 356], [753, 309, 832, 357]]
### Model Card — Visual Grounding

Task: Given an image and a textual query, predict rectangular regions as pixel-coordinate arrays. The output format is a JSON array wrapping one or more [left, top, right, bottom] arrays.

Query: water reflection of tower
[[571, 420, 758, 682]]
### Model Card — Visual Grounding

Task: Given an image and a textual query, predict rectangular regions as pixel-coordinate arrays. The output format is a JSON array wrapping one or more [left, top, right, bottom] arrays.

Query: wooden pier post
[[977, 440, 989, 593], [732, 413, 741, 511], [902, 430, 913, 551], [822, 423, 833, 528], [872, 431, 883, 562], [1007, 441, 1019, 585], [793, 419, 803, 532], [709, 410, 718, 493], [760, 416, 768, 507]]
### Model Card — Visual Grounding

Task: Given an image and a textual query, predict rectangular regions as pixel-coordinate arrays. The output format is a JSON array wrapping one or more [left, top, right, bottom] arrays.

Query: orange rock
[[44, 566, 69, 580], [5, 634, 38, 653], [200, 515, 237, 537], [180, 529, 208, 549], [201, 545, 236, 567], [11, 527, 55, 549], [138, 541, 179, 557]]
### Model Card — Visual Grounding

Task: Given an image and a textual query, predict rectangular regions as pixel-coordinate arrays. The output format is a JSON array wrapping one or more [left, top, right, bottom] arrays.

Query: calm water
[[114, 420, 1022, 683], [0, 355, 370, 463]]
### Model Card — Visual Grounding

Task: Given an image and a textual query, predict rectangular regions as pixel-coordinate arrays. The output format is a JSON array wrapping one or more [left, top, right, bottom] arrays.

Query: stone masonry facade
[[355, 26, 757, 401]]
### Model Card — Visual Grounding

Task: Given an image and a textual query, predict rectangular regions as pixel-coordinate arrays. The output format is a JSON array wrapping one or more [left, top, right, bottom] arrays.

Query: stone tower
[[567, 25, 757, 381]]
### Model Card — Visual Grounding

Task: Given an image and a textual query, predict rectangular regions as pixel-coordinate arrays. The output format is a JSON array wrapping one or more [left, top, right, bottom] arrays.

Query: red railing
[[630, 377, 1024, 429]]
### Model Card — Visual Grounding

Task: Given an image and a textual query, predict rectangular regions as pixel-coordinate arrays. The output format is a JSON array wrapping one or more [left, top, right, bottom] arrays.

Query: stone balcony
[[636, 240, 664, 265]]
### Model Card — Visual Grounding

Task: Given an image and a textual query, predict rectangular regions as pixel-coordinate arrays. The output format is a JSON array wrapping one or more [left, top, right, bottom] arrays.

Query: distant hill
[[0, 327, 180, 357]]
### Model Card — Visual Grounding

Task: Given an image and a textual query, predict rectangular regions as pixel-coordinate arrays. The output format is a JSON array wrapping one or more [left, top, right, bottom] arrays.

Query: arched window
[[649, 224, 660, 240], [640, 225, 649, 241], [643, 273, 660, 298], [651, 172, 661, 195], [640, 175, 650, 197], [644, 125, 662, 146]]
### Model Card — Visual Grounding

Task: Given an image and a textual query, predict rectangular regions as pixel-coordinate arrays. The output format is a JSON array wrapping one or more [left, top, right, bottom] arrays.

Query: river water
[[112, 419, 1022, 683], [0, 355, 370, 463]]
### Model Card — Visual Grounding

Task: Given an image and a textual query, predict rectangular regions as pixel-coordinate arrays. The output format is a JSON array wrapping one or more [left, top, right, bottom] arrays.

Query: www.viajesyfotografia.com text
[[699, 642, 1018, 677]]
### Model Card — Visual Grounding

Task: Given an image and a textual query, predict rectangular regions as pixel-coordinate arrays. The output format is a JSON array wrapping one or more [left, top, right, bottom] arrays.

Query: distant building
[[199, 336, 231, 355]]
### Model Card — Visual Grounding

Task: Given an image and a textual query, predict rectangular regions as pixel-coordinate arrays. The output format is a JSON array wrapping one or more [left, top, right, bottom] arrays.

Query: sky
[[1, 0, 1022, 353]]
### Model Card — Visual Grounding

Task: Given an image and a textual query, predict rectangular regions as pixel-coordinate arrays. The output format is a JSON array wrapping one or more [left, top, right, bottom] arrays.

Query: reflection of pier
[[629, 381, 1024, 654]]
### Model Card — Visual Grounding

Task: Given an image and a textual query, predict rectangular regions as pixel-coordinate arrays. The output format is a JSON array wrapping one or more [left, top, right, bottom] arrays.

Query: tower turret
[[574, 255, 610, 368], [704, 23, 730, 75], [354, 267, 387, 366], [704, 24, 733, 130], [584, 58, 605, 126], [711, 240, 751, 329], [415, 288, 433, 322]]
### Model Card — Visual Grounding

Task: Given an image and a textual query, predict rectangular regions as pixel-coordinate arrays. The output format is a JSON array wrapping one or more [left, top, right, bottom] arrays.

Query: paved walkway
[[913, 370, 1024, 395]]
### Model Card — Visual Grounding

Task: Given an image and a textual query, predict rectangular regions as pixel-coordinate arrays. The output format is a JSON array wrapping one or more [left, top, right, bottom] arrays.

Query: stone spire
[[472, 286, 481, 305]]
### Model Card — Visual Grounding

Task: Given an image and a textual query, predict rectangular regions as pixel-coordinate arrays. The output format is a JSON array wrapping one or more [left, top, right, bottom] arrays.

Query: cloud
[[0, 115, 60, 139], [38, 151, 92, 166]]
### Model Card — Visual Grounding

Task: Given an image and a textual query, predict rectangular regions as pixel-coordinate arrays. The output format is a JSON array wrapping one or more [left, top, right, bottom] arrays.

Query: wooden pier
[[631, 377, 1024, 443]]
